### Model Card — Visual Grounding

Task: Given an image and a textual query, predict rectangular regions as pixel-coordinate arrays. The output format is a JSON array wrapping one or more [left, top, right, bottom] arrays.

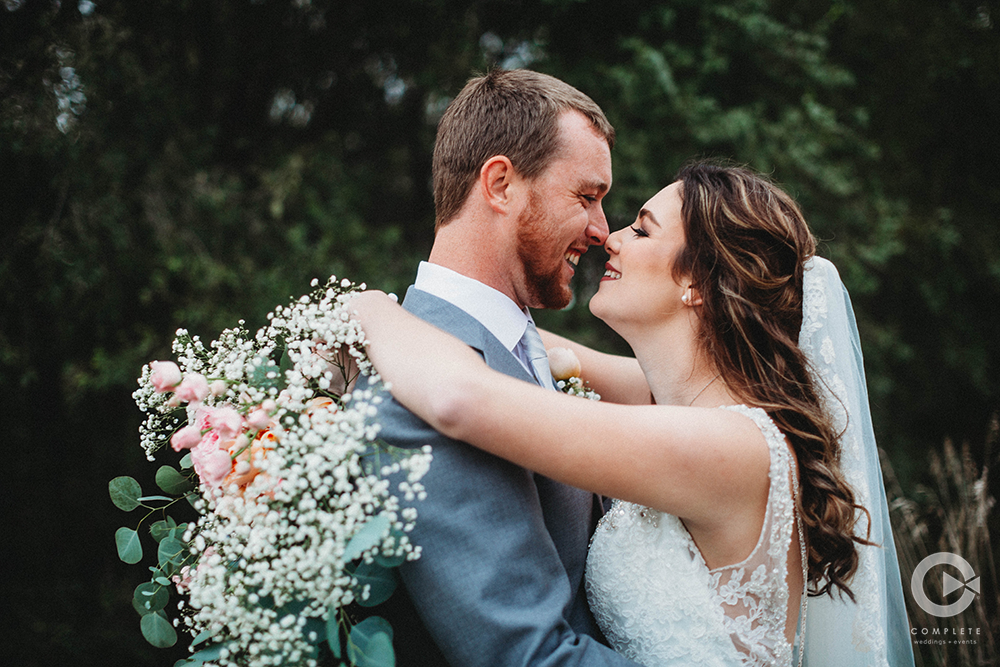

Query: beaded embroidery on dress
[[586, 405, 802, 667]]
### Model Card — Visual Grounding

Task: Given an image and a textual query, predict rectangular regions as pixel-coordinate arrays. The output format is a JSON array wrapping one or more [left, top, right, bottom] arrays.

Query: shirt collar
[[414, 261, 530, 351]]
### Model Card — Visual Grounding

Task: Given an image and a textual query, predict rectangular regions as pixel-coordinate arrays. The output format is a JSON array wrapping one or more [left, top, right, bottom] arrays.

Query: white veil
[[798, 257, 914, 666]]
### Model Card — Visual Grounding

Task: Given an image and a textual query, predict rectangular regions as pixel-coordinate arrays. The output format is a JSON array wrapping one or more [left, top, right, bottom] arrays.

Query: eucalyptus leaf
[[251, 361, 282, 390], [179, 453, 194, 469], [326, 606, 342, 658], [158, 536, 187, 567], [301, 615, 326, 645], [344, 513, 391, 562], [133, 581, 169, 616], [156, 465, 194, 494], [150, 517, 177, 542], [347, 616, 394, 667], [374, 550, 406, 569], [183, 641, 234, 664], [157, 558, 179, 579], [141, 611, 178, 648], [279, 346, 293, 376], [191, 629, 214, 647], [352, 561, 397, 608], [167, 523, 188, 542], [109, 476, 142, 512], [115, 526, 143, 564], [137, 495, 174, 503]]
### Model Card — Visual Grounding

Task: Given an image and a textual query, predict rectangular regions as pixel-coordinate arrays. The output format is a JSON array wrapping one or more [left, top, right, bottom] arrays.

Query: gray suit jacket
[[365, 286, 639, 667]]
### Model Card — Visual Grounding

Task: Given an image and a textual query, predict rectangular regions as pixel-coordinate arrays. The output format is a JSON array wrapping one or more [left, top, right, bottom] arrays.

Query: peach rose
[[307, 396, 336, 412], [547, 347, 582, 381], [224, 430, 277, 489]]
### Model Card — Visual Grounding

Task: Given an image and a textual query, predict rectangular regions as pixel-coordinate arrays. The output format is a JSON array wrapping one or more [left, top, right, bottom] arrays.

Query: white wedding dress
[[586, 405, 805, 667], [585, 257, 915, 667]]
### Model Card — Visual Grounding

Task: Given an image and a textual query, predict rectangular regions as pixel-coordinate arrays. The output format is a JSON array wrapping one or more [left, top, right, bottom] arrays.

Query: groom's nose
[[587, 206, 609, 246]]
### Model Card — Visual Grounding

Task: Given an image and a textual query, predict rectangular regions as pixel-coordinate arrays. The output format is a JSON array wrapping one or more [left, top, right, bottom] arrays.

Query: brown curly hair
[[673, 160, 871, 600]]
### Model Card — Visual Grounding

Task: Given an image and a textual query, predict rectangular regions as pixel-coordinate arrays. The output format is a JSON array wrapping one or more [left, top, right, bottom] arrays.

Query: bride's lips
[[602, 262, 621, 281]]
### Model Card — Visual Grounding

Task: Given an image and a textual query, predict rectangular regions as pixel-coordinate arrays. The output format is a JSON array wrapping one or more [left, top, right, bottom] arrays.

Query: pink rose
[[194, 404, 214, 431], [190, 438, 233, 488], [150, 361, 182, 393], [170, 424, 203, 451], [172, 565, 192, 593], [175, 373, 210, 403], [199, 449, 233, 487], [211, 406, 244, 439], [247, 407, 272, 430]]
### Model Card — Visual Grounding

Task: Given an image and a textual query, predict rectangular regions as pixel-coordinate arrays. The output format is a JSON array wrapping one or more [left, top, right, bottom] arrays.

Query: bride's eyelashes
[[630, 225, 649, 238]]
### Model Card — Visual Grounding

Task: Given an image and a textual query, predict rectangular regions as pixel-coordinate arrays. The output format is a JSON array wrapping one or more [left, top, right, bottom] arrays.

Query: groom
[[369, 69, 640, 666]]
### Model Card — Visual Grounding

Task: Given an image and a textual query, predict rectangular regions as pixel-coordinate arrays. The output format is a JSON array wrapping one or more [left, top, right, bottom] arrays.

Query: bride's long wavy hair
[[673, 160, 869, 599]]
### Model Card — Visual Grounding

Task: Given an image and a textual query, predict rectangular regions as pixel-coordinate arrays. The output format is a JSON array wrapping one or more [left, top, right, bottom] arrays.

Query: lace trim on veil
[[799, 257, 889, 662]]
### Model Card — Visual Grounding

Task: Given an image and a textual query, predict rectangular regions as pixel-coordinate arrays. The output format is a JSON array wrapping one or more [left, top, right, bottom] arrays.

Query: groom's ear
[[479, 156, 518, 214]]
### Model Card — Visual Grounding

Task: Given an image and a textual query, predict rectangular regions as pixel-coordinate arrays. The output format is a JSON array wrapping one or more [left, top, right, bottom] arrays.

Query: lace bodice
[[585, 405, 804, 667]]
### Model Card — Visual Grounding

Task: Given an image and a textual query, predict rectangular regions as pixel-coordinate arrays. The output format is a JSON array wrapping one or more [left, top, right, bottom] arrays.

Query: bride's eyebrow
[[638, 209, 661, 228]]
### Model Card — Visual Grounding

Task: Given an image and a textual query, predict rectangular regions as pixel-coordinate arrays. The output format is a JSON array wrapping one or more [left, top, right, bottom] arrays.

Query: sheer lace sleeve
[[711, 405, 804, 667], [585, 405, 805, 667]]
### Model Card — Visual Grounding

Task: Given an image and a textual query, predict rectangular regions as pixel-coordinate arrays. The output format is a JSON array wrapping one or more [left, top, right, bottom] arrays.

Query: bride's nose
[[605, 227, 624, 256]]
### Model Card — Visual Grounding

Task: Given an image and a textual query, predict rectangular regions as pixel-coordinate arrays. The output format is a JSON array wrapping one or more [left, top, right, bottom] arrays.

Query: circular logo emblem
[[910, 552, 980, 617]]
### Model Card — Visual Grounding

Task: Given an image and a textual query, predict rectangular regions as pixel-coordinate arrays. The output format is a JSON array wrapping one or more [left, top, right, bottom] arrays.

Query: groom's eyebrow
[[581, 179, 611, 195], [639, 209, 661, 228]]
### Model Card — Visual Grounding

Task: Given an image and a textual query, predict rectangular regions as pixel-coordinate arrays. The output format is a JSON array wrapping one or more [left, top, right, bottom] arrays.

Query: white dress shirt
[[414, 261, 538, 376]]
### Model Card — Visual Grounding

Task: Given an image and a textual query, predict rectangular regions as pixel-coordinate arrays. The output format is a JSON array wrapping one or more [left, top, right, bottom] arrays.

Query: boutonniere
[[547, 347, 600, 400]]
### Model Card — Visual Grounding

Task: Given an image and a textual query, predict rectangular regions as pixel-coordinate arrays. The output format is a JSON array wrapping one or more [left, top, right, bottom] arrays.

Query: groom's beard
[[516, 191, 573, 310]]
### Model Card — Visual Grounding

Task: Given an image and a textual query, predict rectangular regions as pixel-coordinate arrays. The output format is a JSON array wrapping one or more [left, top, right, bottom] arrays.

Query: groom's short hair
[[432, 69, 614, 230]]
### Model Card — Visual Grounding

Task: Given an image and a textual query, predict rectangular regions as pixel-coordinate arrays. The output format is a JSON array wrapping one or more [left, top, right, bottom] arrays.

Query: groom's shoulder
[[401, 286, 479, 334]]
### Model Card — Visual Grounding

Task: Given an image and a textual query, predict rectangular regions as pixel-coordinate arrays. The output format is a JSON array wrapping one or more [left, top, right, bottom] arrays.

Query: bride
[[351, 161, 913, 666]]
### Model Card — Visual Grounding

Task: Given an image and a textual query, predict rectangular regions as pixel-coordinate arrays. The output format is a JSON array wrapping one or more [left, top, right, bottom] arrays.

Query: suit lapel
[[401, 287, 536, 384]]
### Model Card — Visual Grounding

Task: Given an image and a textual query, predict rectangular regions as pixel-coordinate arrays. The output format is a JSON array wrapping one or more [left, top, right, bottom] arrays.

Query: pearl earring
[[681, 293, 690, 305]]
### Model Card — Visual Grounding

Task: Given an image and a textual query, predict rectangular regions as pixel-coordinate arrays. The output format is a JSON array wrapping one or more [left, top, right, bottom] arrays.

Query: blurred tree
[[822, 0, 1000, 466]]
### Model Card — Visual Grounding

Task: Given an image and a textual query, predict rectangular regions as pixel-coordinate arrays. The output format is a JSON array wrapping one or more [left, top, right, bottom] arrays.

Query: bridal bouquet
[[112, 277, 431, 667]]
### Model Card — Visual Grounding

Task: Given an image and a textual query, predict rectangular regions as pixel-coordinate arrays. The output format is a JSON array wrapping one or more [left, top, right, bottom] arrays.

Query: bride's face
[[590, 182, 691, 332]]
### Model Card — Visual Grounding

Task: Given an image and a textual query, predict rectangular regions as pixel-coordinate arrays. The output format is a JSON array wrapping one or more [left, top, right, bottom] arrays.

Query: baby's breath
[[129, 276, 431, 666], [556, 376, 601, 401]]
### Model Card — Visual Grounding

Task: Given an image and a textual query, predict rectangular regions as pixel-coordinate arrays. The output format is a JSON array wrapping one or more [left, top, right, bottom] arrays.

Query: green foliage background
[[2, 1, 997, 665]]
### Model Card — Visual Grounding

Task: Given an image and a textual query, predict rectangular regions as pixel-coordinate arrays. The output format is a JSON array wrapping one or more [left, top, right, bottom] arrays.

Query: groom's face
[[513, 111, 612, 310]]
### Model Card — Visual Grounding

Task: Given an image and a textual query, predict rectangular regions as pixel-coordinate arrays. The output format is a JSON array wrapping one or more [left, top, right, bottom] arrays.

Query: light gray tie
[[520, 320, 556, 390]]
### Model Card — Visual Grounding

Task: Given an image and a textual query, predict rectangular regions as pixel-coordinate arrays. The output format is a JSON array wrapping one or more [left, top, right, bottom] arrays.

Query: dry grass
[[884, 417, 999, 667]]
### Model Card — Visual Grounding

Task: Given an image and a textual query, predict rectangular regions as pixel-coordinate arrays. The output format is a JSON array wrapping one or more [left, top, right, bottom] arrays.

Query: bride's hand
[[312, 340, 360, 395], [348, 290, 398, 336]]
